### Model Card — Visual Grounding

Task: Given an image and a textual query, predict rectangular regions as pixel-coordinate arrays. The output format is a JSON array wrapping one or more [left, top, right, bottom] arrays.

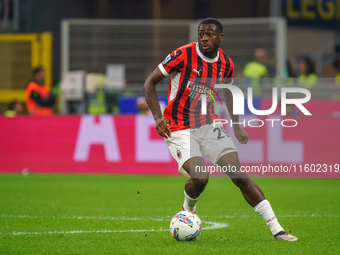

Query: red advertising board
[[0, 114, 339, 178]]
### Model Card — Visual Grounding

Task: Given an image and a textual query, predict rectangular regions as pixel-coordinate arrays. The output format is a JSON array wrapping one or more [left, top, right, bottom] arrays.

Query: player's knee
[[192, 177, 209, 190]]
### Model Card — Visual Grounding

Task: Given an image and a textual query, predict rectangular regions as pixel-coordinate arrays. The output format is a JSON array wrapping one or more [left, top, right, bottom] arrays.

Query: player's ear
[[219, 33, 224, 42]]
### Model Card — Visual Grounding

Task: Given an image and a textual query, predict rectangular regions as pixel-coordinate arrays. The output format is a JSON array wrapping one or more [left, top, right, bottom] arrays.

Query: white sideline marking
[[204, 222, 228, 230], [2, 213, 337, 236], [4, 222, 229, 236], [0, 215, 167, 221], [8, 229, 169, 236], [0, 215, 228, 236], [1, 214, 338, 221]]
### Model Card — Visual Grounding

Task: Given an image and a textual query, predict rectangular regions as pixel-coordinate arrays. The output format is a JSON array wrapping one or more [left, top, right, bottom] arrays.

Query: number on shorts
[[213, 127, 229, 140]]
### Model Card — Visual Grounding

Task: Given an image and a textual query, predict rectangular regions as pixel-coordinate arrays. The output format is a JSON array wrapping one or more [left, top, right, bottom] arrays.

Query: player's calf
[[187, 177, 209, 196], [218, 153, 265, 206], [231, 177, 265, 207], [181, 157, 209, 212], [182, 177, 208, 212]]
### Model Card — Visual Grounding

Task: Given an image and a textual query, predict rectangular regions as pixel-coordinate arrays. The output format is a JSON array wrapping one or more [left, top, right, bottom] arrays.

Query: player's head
[[33, 66, 45, 84], [199, 18, 223, 33], [198, 18, 224, 58]]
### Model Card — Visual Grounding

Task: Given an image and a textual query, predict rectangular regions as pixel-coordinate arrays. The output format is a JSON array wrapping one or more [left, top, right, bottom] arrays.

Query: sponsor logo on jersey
[[193, 68, 201, 76], [186, 81, 222, 106]]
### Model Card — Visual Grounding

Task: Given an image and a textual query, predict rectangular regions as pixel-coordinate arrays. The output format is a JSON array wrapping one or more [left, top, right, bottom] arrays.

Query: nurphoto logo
[[201, 84, 311, 116]]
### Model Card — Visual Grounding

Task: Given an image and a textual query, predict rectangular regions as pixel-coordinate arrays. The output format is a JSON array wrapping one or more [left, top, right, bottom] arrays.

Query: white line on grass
[[1, 213, 337, 236], [0, 215, 166, 221], [8, 229, 169, 236], [204, 222, 229, 230], [5, 222, 228, 236], [1, 214, 338, 221], [0, 215, 228, 236]]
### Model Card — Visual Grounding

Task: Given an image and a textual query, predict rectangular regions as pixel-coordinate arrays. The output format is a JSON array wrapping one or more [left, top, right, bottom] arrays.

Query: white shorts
[[165, 123, 237, 177]]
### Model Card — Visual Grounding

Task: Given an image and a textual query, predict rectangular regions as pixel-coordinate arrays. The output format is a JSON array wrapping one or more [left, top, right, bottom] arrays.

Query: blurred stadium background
[[0, 0, 339, 174]]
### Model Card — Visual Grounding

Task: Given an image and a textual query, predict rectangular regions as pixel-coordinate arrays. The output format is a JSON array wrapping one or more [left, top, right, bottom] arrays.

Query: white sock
[[254, 199, 284, 235], [182, 190, 200, 212]]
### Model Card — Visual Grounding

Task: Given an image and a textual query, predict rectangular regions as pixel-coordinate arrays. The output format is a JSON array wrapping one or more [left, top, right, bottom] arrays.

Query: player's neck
[[195, 43, 219, 63], [202, 51, 217, 59]]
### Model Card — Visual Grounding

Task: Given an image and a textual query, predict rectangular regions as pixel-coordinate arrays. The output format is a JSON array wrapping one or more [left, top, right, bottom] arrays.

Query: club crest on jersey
[[176, 149, 182, 159]]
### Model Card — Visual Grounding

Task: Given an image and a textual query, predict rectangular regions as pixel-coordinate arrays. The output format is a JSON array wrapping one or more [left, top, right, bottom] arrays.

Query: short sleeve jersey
[[158, 42, 234, 132]]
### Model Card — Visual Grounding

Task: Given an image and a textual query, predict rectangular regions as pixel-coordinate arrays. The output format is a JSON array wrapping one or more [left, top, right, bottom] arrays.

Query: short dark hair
[[33, 66, 44, 76], [199, 17, 223, 33]]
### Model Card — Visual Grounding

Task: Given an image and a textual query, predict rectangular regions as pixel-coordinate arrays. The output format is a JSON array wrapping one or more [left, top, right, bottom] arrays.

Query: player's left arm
[[222, 61, 248, 144]]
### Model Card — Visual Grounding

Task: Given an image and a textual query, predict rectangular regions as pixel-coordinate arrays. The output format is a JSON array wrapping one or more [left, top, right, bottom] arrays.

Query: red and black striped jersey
[[158, 42, 234, 132]]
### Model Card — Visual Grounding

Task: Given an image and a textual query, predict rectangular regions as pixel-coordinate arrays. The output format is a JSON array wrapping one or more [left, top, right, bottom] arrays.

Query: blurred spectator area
[[61, 18, 283, 84], [59, 17, 340, 115], [287, 28, 339, 78], [0, 1, 340, 114], [0, 32, 52, 113], [59, 18, 284, 114]]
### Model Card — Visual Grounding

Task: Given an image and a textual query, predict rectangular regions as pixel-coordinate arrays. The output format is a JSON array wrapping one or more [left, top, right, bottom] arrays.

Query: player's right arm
[[143, 67, 171, 139], [144, 48, 184, 138]]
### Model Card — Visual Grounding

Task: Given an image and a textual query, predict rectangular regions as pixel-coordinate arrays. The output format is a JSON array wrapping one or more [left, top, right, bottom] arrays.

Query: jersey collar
[[195, 42, 219, 63]]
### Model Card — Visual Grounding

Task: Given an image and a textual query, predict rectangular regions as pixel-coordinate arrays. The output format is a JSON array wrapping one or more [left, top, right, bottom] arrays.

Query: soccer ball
[[169, 211, 202, 241]]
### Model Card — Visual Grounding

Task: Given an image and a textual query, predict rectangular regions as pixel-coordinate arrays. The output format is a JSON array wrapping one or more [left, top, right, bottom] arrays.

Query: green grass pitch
[[0, 174, 339, 254]]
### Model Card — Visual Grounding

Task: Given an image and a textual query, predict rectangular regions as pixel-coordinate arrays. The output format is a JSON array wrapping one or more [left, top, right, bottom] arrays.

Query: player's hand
[[234, 126, 248, 144], [155, 117, 171, 139]]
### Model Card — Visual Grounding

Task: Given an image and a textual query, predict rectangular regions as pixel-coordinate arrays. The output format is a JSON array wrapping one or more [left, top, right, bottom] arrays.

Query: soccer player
[[143, 18, 298, 241]]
